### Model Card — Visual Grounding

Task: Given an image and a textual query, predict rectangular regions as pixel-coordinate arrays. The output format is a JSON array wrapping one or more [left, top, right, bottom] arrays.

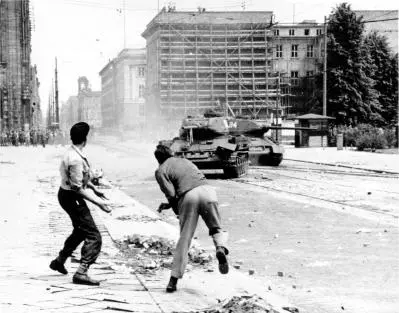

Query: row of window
[[275, 44, 314, 58], [273, 29, 322, 36], [290, 71, 314, 86]]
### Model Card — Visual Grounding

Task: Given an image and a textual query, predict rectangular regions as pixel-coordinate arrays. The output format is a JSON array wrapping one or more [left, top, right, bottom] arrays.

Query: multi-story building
[[77, 77, 101, 129], [60, 96, 78, 132], [99, 48, 146, 129], [142, 10, 275, 121], [142, 10, 323, 122], [60, 77, 101, 131], [0, 0, 40, 131], [271, 20, 323, 116]]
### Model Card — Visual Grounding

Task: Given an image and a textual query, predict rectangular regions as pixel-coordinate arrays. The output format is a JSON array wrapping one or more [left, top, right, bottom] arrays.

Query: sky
[[30, 0, 398, 113]]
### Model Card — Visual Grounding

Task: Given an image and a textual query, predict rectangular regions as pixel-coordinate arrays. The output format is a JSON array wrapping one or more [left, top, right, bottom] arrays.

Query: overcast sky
[[30, 0, 397, 112]]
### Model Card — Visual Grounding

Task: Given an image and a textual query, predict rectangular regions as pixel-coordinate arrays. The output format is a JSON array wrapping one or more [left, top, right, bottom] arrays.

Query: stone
[[277, 271, 284, 277], [248, 269, 255, 275], [233, 264, 241, 269]]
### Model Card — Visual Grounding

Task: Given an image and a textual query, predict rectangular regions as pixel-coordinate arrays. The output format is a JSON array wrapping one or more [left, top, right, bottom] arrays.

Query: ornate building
[[0, 0, 41, 131]]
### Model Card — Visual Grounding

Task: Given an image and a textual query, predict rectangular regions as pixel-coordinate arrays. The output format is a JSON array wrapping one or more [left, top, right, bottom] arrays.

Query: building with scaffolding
[[0, 0, 40, 131], [142, 10, 323, 124]]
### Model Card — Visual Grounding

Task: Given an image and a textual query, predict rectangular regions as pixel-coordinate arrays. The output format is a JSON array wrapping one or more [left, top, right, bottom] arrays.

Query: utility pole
[[323, 16, 327, 116], [55, 58, 59, 128], [275, 72, 280, 142]]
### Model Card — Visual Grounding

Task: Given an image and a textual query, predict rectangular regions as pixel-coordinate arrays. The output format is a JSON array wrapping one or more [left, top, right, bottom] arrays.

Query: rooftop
[[296, 113, 335, 120], [143, 10, 274, 37]]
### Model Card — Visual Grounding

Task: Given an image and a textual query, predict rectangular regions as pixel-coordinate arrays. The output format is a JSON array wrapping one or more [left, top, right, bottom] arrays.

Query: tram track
[[232, 178, 399, 220], [250, 167, 399, 195]]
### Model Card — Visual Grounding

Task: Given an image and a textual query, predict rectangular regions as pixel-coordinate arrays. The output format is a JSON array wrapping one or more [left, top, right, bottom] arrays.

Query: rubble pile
[[116, 234, 215, 274], [124, 234, 175, 256], [116, 215, 160, 223], [187, 295, 280, 313]]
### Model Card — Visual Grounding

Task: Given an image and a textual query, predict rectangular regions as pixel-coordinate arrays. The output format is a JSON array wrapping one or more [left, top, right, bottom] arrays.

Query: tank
[[231, 118, 285, 166], [159, 112, 250, 178]]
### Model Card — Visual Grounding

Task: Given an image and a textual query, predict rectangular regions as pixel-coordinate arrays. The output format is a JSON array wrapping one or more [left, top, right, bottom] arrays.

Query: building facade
[[60, 77, 101, 132], [271, 21, 324, 116], [99, 48, 146, 129], [142, 10, 323, 121], [0, 0, 40, 131], [60, 96, 78, 132], [77, 77, 101, 129]]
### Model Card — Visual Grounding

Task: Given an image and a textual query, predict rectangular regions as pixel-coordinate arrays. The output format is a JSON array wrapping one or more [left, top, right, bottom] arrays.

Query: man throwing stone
[[154, 144, 229, 292], [49, 122, 112, 285]]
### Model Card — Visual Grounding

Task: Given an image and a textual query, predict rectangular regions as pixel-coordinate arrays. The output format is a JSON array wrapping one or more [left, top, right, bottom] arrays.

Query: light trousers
[[171, 185, 227, 278]]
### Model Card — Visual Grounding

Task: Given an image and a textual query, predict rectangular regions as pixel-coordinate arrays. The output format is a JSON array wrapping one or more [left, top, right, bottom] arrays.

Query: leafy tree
[[326, 3, 381, 125], [364, 32, 398, 126]]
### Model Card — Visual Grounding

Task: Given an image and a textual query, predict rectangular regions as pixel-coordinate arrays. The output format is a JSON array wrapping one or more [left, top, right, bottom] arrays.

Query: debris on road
[[277, 271, 284, 277], [248, 269, 255, 275], [187, 295, 280, 313], [116, 215, 160, 223], [117, 234, 214, 273]]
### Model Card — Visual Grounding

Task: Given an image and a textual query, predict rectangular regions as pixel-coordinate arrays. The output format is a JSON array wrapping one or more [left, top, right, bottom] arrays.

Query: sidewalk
[[0, 146, 294, 313], [284, 146, 399, 173]]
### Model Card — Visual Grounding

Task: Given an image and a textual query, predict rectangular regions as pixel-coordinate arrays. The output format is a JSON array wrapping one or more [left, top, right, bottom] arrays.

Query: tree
[[364, 32, 398, 126], [326, 3, 381, 126]]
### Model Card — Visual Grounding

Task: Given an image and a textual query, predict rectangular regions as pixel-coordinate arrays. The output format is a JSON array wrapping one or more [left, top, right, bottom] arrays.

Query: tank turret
[[159, 113, 250, 178]]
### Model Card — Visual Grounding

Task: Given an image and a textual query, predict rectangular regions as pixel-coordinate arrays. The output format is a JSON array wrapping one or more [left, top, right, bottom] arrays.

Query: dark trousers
[[57, 188, 102, 266]]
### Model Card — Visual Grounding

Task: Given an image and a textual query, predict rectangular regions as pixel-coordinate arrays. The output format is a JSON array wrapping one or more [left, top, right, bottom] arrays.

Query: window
[[138, 67, 145, 77], [304, 29, 310, 36], [306, 71, 314, 77], [139, 84, 145, 98], [289, 29, 295, 36], [276, 45, 283, 58], [291, 44, 298, 58], [274, 29, 279, 36], [306, 45, 314, 57], [317, 29, 322, 36], [291, 71, 299, 86]]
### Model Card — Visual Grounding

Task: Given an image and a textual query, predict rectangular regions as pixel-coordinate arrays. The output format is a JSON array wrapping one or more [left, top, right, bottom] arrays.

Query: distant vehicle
[[159, 112, 250, 178]]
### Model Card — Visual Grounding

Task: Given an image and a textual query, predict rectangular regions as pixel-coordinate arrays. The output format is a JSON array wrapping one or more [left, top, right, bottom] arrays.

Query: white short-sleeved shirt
[[60, 145, 91, 191]]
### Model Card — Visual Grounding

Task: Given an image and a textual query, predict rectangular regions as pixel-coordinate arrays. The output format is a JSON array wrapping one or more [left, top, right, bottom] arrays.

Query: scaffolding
[[144, 11, 294, 120]]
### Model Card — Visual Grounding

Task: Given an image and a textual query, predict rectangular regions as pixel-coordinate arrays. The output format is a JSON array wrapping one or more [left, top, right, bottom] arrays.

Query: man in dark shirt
[[154, 144, 229, 292]]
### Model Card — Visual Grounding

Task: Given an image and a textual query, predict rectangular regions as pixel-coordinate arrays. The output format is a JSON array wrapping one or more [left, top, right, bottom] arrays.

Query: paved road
[[87, 142, 399, 313]]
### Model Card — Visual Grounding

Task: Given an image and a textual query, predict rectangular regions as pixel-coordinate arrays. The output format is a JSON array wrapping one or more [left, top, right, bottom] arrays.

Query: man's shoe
[[72, 273, 100, 286], [49, 259, 68, 275], [216, 246, 229, 274], [166, 276, 178, 293]]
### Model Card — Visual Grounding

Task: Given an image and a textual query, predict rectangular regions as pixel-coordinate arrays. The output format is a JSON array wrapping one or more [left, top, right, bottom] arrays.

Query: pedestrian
[[154, 144, 229, 293], [49, 122, 112, 286]]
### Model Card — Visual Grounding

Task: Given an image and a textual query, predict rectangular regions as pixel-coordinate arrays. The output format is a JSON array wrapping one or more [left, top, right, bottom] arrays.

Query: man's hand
[[157, 202, 171, 213], [97, 200, 112, 213]]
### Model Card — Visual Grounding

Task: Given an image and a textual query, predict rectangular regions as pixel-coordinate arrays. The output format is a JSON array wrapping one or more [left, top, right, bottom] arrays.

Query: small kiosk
[[295, 114, 335, 147]]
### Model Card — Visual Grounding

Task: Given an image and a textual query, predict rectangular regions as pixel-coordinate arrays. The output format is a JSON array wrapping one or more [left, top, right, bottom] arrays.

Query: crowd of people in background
[[0, 128, 68, 147]]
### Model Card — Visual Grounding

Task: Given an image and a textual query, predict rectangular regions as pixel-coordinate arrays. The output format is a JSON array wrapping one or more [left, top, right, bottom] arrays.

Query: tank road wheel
[[223, 154, 249, 178], [268, 154, 283, 166]]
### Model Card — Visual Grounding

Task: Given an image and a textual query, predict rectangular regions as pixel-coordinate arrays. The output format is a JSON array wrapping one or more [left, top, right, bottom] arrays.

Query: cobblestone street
[[0, 146, 291, 313]]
